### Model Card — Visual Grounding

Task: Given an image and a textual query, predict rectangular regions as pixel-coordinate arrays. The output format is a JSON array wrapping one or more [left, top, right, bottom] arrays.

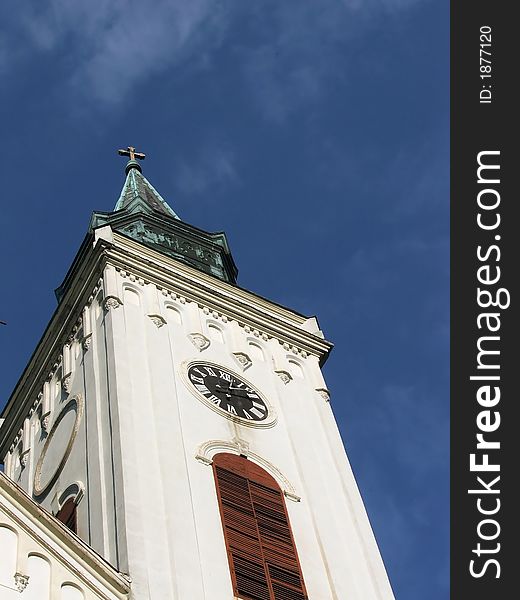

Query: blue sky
[[0, 1, 448, 598]]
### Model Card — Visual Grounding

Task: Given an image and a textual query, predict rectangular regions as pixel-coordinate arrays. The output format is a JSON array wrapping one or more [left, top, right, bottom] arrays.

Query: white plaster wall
[[24, 555, 51, 600], [0, 525, 18, 590]]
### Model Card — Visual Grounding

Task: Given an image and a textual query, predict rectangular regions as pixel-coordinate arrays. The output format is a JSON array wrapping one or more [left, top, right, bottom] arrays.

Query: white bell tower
[[0, 149, 395, 600]]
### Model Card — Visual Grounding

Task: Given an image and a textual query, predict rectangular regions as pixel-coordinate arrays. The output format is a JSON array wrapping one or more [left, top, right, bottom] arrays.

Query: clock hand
[[214, 383, 235, 400], [227, 389, 250, 399], [215, 383, 231, 391]]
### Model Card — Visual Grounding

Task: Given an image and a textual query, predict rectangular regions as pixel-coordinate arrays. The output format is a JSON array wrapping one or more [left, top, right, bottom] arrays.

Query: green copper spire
[[83, 146, 238, 289], [115, 146, 180, 218], [115, 167, 180, 219]]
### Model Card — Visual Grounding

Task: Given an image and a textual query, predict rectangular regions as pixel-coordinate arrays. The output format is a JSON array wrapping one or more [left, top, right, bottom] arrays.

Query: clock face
[[187, 362, 269, 422], [33, 396, 83, 498]]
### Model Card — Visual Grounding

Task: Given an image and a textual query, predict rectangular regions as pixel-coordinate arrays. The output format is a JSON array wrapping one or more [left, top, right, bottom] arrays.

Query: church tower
[[0, 149, 395, 600]]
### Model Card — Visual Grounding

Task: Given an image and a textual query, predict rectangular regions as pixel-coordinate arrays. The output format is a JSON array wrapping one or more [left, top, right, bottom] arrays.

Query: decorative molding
[[20, 450, 29, 469], [279, 340, 308, 358], [103, 296, 122, 311], [243, 325, 268, 340], [22, 419, 32, 455], [284, 491, 301, 502], [57, 481, 85, 510], [195, 454, 213, 466], [195, 439, 300, 502], [230, 435, 250, 456], [275, 370, 292, 385], [62, 373, 72, 393], [148, 314, 166, 328], [188, 333, 210, 351], [104, 260, 317, 359], [232, 352, 252, 371], [14, 572, 30, 592], [41, 412, 51, 434], [316, 388, 331, 402], [198, 306, 229, 323], [115, 272, 316, 359], [82, 333, 92, 351]]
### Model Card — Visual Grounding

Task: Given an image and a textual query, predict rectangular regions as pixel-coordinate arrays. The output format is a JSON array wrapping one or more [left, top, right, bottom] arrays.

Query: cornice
[[0, 472, 130, 596], [107, 232, 333, 359], [92, 211, 238, 284]]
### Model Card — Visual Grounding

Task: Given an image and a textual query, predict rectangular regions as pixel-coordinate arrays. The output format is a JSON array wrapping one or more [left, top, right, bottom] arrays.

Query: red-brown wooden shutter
[[55, 498, 77, 534], [213, 453, 308, 600]]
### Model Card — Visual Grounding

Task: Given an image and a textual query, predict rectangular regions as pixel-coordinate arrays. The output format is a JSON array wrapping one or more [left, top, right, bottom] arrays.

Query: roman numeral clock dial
[[184, 362, 276, 427]]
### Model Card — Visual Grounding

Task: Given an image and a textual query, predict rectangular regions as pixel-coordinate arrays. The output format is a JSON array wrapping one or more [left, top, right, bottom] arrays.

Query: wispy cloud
[[238, 0, 430, 122], [3, 0, 227, 105], [174, 144, 238, 196], [2, 0, 429, 115]]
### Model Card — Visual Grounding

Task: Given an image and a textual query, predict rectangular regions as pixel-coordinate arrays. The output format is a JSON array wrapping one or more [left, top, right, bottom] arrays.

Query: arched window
[[55, 498, 77, 534], [213, 453, 307, 600]]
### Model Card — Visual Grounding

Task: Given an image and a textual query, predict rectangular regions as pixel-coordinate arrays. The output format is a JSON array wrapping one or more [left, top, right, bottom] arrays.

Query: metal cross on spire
[[118, 146, 146, 174], [118, 146, 145, 161]]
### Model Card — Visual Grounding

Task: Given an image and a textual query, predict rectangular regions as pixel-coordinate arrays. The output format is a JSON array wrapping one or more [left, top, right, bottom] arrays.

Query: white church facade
[[0, 150, 395, 600]]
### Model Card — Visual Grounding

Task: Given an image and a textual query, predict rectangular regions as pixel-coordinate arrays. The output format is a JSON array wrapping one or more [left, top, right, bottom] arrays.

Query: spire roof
[[82, 146, 238, 294], [114, 167, 180, 219]]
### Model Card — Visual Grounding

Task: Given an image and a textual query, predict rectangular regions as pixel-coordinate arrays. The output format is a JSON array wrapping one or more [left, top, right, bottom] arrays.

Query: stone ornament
[[148, 314, 166, 328], [232, 436, 250, 456], [14, 573, 30, 592], [275, 370, 292, 385], [41, 413, 51, 434], [62, 374, 72, 393], [316, 388, 331, 402], [104, 296, 122, 311], [55, 481, 85, 513], [195, 439, 300, 502], [188, 333, 211, 351], [82, 334, 92, 351], [278, 340, 308, 358], [20, 451, 29, 469], [232, 352, 252, 371]]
